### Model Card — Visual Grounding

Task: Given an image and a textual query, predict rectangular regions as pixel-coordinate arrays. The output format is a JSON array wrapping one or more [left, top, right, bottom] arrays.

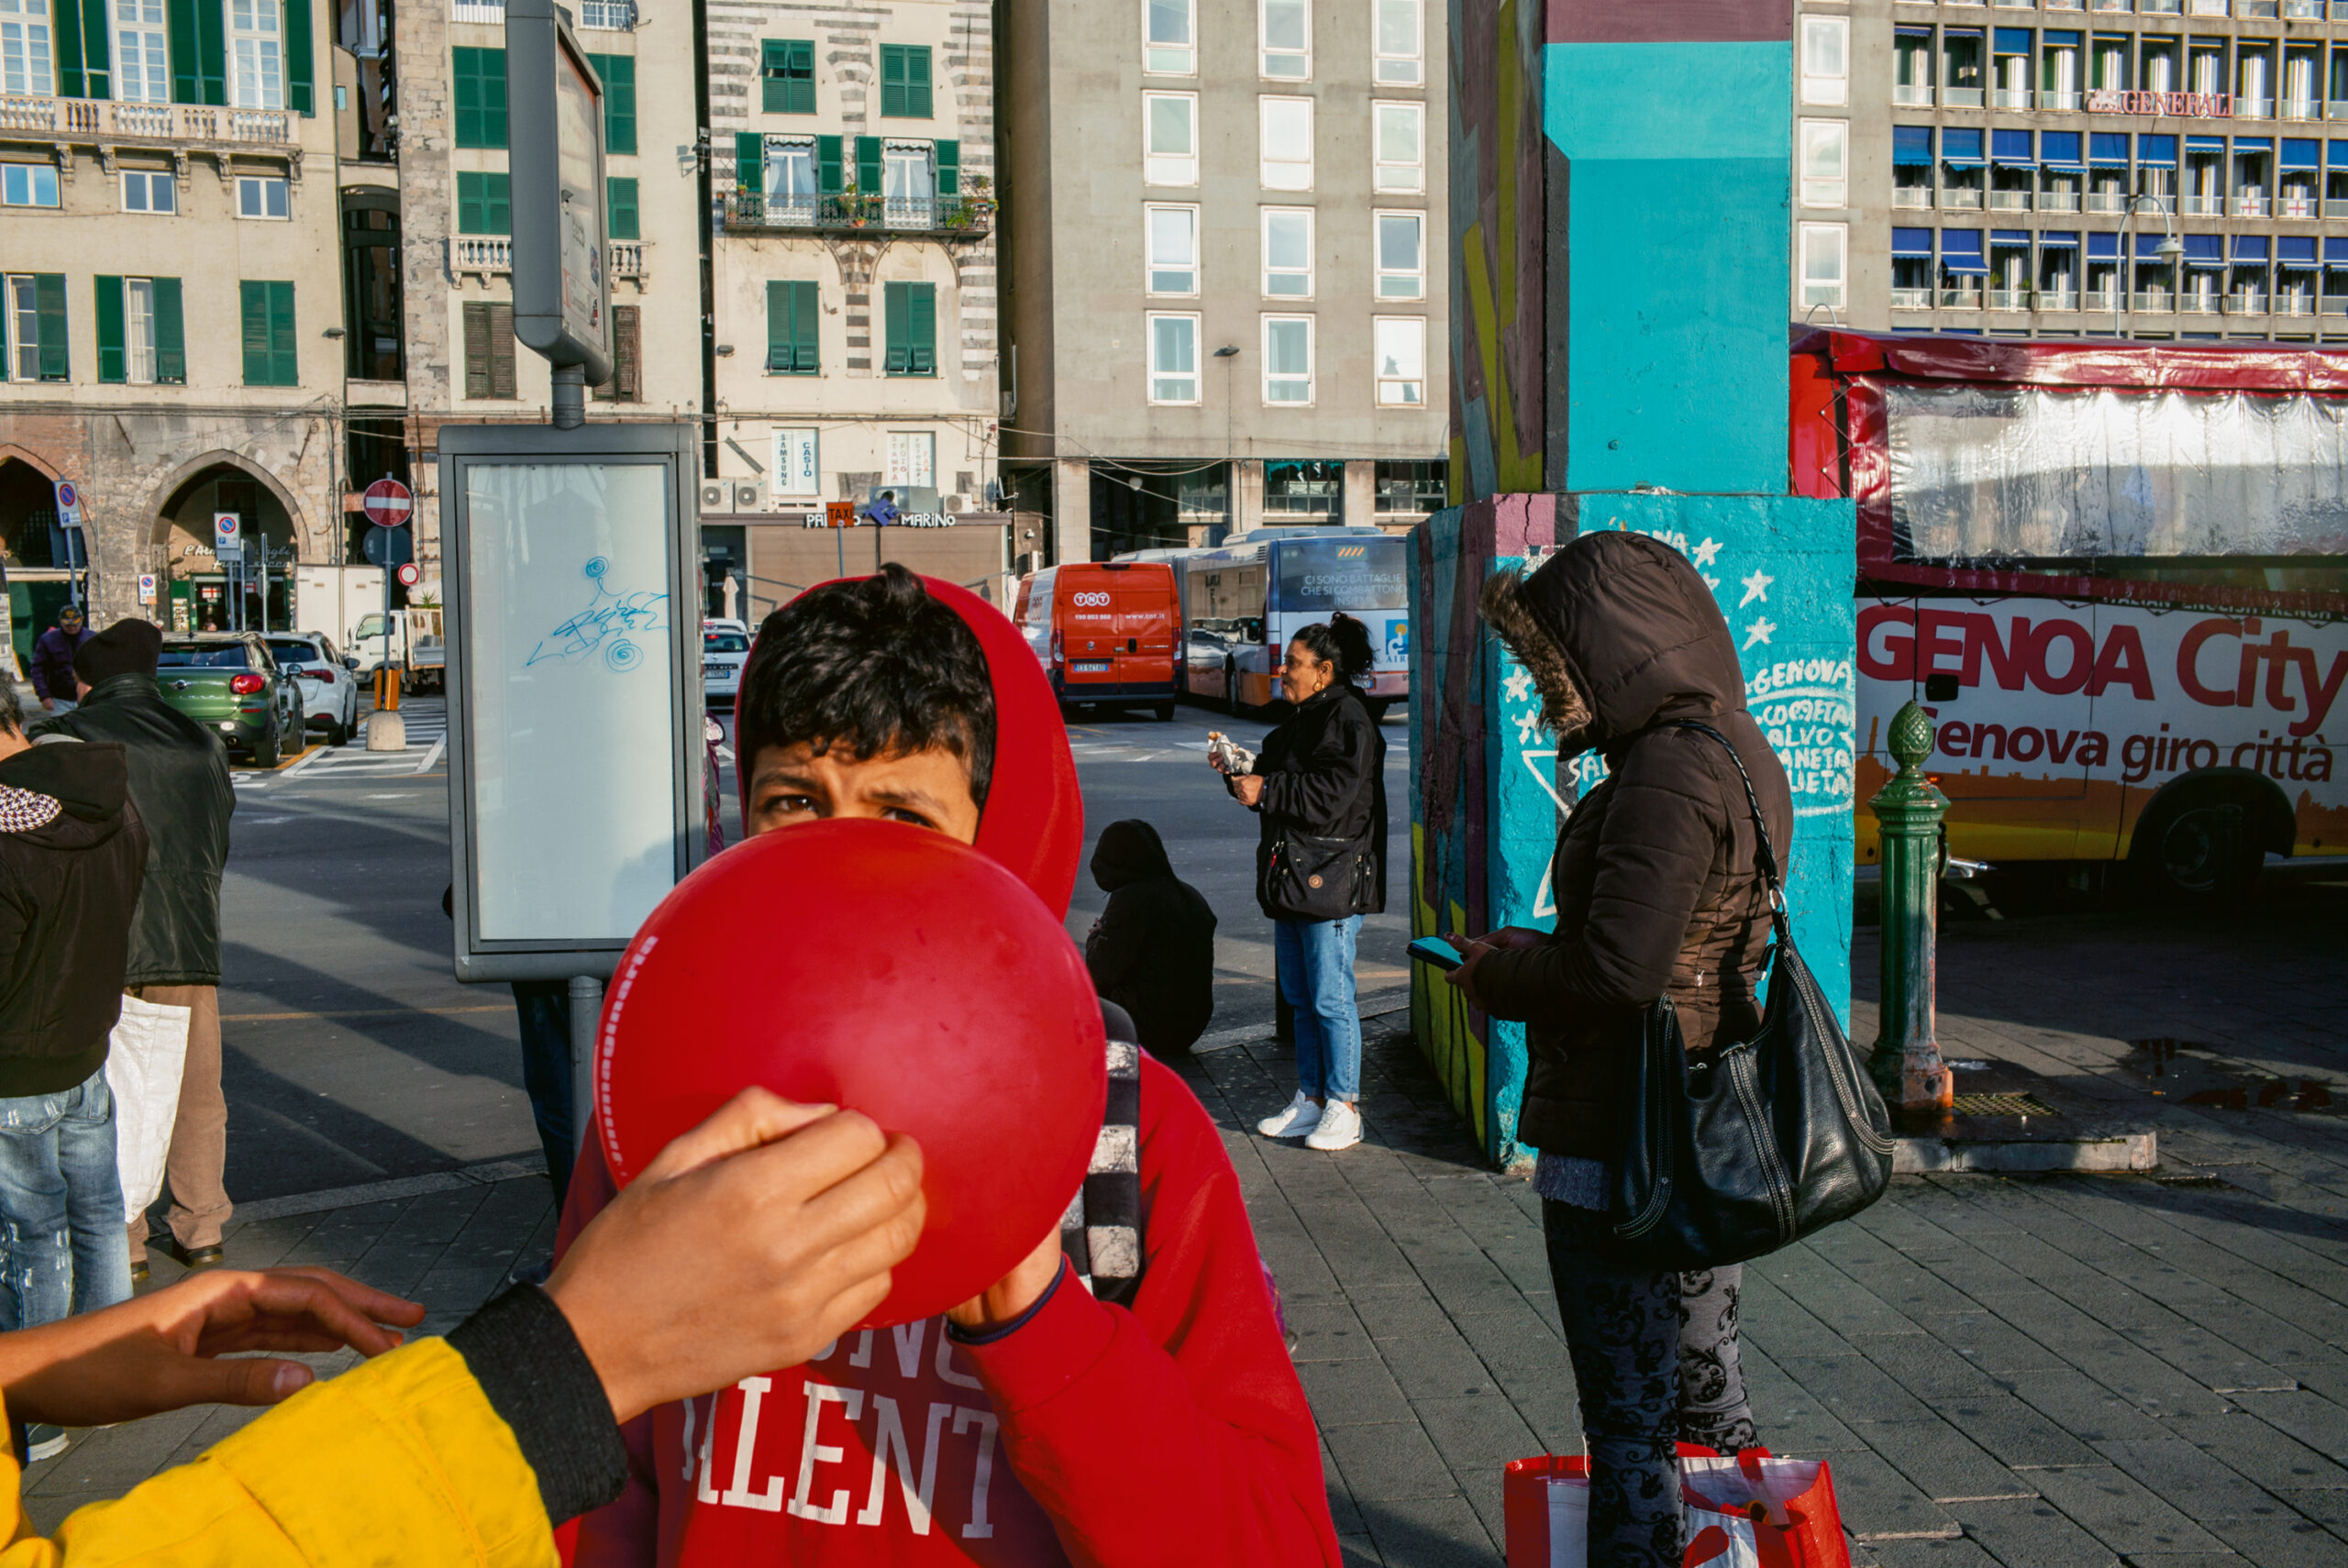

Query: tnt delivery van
[[1013, 562, 1182, 720]]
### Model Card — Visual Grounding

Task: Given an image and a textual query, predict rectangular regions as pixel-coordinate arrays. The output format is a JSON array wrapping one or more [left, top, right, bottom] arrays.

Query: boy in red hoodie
[[559, 566, 1340, 1567]]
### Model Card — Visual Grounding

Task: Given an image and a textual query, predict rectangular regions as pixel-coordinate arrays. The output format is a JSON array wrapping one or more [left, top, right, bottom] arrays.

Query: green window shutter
[[785, 39, 814, 112], [934, 138, 958, 198], [815, 134, 842, 193], [906, 46, 931, 119], [766, 280, 791, 371], [196, 0, 226, 104], [241, 281, 267, 384], [879, 46, 900, 117], [793, 280, 818, 371], [284, 0, 313, 114], [762, 39, 814, 115], [83, 0, 111, 97], [882, 281, 906, 373], [760, 39, 785, 112], [606, 176, 637, 239], [169, 0, 200, 102], [766, 280, 817, 373], [908, 282, 936, 375], [457, 171, 483, 233], [854, 134, 881, 196], [152, 278, 183, 382], [735, 132, 764, 192], [592, 53, 634, 155], [33, 274, 67, 381], [268, 282, 296, 385], [55, 0, 84, 97], [458, 172, 511, 234], [487, 172, 510, 234], [462, 302, 490, 399], [242, 281, 294, 386], [58, 0, 111, 98], [94, 276, 125, 384], [454, 48, 507, 149]]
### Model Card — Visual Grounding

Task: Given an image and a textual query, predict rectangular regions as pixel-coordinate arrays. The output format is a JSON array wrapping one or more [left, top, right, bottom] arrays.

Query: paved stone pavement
[[28, 862, 2348, 1568]]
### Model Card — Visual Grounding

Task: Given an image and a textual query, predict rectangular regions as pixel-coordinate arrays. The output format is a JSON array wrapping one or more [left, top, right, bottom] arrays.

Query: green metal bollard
[[1867, 699, 1955, 1111]]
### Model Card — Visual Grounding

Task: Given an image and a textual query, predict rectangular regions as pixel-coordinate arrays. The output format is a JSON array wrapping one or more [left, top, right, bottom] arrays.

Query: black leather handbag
[[1265, 830, 1372, 922], [1600, 723, 1895, 1272]]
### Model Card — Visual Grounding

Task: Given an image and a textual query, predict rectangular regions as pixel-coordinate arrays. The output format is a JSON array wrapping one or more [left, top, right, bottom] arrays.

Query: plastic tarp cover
[[1884, 382, 2348, 563]]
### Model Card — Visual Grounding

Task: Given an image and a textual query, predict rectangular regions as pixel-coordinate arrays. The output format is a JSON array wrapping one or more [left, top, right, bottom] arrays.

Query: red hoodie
[[559, 576, 1341, 1567]]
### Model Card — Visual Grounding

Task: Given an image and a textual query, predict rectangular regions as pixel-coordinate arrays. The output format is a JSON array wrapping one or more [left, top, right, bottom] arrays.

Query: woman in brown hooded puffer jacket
[[1447, 532, 1793, 1568]]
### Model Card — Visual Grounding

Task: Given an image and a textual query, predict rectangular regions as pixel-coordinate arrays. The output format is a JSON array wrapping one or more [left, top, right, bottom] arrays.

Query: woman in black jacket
[[1214, 615, 1385, 1154]]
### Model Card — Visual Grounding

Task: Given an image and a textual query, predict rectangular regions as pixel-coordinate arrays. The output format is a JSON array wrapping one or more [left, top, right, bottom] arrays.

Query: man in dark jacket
[[32, 619, 236, 1274], [0, 682, 149, 1348], [1448, 531, 1793, 1568], [29, 604, 91, 713], [1083, 819, 1217, 1054]]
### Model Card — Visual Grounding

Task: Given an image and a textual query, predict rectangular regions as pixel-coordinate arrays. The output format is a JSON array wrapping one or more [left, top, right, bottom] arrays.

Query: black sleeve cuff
[[447, 1285, 630, 1526], [947, 1256, 1069, 1346]]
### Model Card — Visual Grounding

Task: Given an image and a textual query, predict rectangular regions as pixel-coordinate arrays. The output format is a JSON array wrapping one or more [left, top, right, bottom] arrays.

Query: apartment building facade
[[1796, 0, 2348, 340], [696, 0, 1003, 613], [999, 0, 1448, 563], [0, 0, 342, 646]]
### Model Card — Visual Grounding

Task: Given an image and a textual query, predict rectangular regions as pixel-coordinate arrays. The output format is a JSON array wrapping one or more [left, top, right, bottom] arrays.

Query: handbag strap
[[1654, 720, 1786, 916]]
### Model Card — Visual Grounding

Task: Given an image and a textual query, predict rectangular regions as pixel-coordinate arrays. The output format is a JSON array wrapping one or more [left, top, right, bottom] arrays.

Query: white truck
[[295, 566, 386, 657], [351, 606, 444, 692]]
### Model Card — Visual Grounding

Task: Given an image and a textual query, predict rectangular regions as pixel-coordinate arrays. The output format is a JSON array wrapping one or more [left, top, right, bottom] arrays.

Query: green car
[[156, 635, 305, 767]]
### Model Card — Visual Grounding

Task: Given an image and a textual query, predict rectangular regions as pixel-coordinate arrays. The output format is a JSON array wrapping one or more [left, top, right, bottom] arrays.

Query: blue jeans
[[1273, 915, 1362, 1103], [0, 1071, 131, 1331], [510, 981, 575, 1207]]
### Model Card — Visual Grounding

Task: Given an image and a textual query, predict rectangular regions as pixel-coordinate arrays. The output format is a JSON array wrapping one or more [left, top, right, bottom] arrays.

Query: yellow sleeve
[[0, 1340, 555, 1568]]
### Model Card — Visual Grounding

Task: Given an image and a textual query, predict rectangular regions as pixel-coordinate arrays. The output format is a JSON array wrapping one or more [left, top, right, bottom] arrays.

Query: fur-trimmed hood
[[1479, 532, 1750, 759]]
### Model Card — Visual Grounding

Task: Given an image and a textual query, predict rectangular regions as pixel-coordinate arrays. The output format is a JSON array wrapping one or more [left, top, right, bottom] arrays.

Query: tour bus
[[1794, 330, 2346, 900], [1013, 560, 1183, 719], [1120, 526, 1411, 715]]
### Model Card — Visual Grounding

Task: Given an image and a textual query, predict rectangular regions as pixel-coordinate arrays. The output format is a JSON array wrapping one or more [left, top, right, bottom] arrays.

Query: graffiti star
[[1515, 712, 1544, 746], [1503, 668, 1534, 702], [1739, 569, 1774, 608], [1742, 617, 1778, 650], [1690, 537, 1723, 569]]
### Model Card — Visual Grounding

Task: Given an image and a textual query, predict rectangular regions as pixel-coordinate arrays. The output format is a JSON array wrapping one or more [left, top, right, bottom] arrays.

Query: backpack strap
[[1061, 1012, 1144, 1307]]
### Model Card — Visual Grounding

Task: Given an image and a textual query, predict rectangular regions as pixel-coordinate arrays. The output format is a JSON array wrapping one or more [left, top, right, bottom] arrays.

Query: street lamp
[[2118, 193, 2185, 336]]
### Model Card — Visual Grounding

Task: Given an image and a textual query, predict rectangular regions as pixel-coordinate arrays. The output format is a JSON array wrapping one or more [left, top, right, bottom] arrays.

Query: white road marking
[[416, 736, 447, 773]]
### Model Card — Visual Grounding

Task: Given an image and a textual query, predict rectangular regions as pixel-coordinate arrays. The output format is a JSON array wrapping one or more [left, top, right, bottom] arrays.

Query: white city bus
[[1119, 526, 1411, 715]]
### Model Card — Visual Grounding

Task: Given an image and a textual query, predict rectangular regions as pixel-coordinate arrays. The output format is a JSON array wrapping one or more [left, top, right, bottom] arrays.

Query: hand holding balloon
[[947, 1228, 1065, 1333]]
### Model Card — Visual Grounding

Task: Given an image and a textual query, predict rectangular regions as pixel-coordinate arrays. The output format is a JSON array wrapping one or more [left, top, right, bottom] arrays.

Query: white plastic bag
[[104, 995, 192, 1224]]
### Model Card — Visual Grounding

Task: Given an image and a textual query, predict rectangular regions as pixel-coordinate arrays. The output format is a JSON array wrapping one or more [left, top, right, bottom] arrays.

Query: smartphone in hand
[[1406, 937, 1464, 973]]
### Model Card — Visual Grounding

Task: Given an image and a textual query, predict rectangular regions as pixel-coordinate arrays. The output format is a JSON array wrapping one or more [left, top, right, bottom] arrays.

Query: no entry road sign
[[364, 479, 415, 529]]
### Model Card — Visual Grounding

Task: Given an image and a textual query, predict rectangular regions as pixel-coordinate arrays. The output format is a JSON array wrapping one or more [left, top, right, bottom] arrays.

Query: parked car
[[156, 635, 305, 767], [703, 624, 751, 710], [265, 633, 363, 747]]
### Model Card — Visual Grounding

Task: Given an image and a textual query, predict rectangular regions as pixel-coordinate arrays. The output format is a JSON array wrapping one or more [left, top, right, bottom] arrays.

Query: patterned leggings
[[1542, 1200, 1758, 1568]]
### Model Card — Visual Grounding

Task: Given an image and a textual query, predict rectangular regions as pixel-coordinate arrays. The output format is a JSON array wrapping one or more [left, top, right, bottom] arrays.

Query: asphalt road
[[213, 696, 1412, 1206]]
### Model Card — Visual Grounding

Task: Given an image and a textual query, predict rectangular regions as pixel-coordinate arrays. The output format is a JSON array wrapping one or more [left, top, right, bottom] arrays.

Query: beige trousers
[[127, 984, 231, 1259]]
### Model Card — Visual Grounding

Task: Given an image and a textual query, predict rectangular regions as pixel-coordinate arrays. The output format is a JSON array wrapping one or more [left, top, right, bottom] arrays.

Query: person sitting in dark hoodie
[[1084, 818, 1217, 1055], [0, 680, 149, 1456]]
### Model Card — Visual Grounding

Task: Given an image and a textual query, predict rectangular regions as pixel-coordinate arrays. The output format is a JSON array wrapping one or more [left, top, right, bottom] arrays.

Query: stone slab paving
[[28, 867, 2348, 1568]]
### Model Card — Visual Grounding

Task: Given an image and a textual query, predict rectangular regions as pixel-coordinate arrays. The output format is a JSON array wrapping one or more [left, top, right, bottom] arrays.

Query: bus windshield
[[1270, 539, 1407, 613]]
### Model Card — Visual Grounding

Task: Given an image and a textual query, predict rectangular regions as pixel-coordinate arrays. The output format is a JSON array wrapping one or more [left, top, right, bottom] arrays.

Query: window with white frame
[[1263, 314, 1312, 403], [1375, 0, 1423, 85], [1145, 0, 1193, 75], [1146, 204, 1199, 294], [1374, 316, 1425, 405], [1800, 17, 1848, 105], [5, 275, 41, 381], [1145, 92, 1199, 186], [883, 140, 936, 216], [1148, 312, 1200, 403], [0, 0, 52, 96], [1376, 211, 1425, 299], [1, 163, 59, 206], [1259, 0, 1309, 79], [114, 0, 168, 102], [125, 277, 159, 383], [1800, 119, 1848, 207], [1374, 101, 1424, 193], [237, 175, 289, 218], [1262, 207, 1312, 297], [122, 169, 175, 213], [766, 136, 818, 207], [1260, 95, 1312, 189], [229, 0, 284, 111], [774, 427, 820, 496], [886, 430, 936, 490], [1799, 223, 1847, 309]]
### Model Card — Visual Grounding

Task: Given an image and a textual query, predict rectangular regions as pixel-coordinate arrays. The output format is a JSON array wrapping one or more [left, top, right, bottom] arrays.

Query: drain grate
[[1950, 1092, 2060, 1118]]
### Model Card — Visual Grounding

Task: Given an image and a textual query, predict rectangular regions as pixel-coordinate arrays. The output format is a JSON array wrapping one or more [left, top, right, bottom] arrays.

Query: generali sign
[[2084, 89, 2232, 118]]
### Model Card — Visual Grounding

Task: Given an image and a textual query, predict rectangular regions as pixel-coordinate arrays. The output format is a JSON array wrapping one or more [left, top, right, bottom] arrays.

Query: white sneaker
[[1306, 1099, 1363, 1152], [1257, 1091, 1323, 1139]]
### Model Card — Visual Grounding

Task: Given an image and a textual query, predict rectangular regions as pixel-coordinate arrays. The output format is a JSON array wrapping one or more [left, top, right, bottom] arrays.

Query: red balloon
[[595, 819, 1107, 1327]]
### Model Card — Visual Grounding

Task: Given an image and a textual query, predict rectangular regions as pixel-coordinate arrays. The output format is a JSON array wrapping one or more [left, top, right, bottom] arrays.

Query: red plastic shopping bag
[[1503, 1446, 1850, 1568]]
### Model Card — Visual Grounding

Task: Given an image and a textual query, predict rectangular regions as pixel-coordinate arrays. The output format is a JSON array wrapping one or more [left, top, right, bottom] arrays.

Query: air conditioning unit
[[945, 492, 966, 513], [699, 482, 725, 513], [733, 482, 762, 512]]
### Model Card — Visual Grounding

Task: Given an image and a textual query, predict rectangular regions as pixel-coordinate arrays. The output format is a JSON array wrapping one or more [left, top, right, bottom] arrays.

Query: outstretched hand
[[0, 1267, 426, 1429]]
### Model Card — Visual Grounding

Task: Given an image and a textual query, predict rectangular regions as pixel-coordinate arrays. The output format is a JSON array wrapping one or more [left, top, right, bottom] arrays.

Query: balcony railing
[[722, 190, 994, 237], [2285, 0, 2324, 15], [2132, 291, 2176, 314], [2225, 292, 2267, 314], [2041, 289, 2083, 311], [452, 237, 648, 278], [2237, 97, 2275, 120], [1988, 288, 2032, 311], [1942, 185, 1986, 209], [2240, 0, 2280, 15], [1894, 85, 1933, 107], [2284, 99, 2321, 121], [610, 241, 646, 278], [1893, 187, 1934, 209], [1989, 189, 2032, 210], [1940, 285, 1985, 309], [1890, 287, 1934, 311], [2327, 199, 2348, 218], [2181, 193, 2224, 215], [2277, 194, 2318, 218], [1992, 89, 2032, 109], [2234, 194, 2271, 217], [1944, 87, 1987, 109], [2038, 190, 2083, 211], [2041, 90, 2083, 111], [0, 94, 289, 143], [2326, 294, 2348, 315], [450, 0, 504, 18], [2087, 289, 2122, 312], [2180, 290, 2222, 315], [2275, 294, 2319, 316], [2087, 190, 2129, 212]]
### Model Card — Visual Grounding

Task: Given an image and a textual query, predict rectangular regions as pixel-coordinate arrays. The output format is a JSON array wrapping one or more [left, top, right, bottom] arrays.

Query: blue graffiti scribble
[[527, 556, 669, 672]]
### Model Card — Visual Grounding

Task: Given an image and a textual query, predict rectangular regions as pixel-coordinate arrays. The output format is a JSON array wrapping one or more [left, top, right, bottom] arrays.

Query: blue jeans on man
[[1273, 915, 1362, 1103], [0, 1070, 131, 1331]]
